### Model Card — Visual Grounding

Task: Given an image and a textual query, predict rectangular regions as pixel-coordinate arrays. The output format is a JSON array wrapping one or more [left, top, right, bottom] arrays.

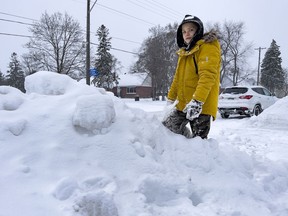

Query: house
[[111, 73, 152, 99]]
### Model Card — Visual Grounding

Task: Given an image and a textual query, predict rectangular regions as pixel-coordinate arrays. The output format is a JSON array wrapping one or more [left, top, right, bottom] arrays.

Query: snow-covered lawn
[[1, 71, 288, 216]]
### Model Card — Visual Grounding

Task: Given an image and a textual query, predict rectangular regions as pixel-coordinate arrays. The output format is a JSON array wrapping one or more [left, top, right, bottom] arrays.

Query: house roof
[[117, 73, 151, 87]]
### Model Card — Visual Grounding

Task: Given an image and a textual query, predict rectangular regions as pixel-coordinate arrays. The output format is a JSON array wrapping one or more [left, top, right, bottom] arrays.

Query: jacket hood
[[176, 15, 204, 51], [202, 30, 219, 43]]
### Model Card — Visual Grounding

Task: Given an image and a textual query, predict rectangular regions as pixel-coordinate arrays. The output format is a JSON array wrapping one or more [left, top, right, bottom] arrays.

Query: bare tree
[[207, 21, 253, 86], [226, 21, 253, 85], [24, 12, 86, 78], [134, 23, 178, 100], [21, 53, 41, 75], [206, 22, 232, 84]]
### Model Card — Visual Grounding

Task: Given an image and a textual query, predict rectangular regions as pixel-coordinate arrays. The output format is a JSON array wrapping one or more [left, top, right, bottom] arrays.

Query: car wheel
[[253, 105, 262, 116], [221, 113, 229, 119]]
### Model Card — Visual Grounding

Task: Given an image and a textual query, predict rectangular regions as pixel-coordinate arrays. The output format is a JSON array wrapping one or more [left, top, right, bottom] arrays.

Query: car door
[[262, 88, 277, 107], [252, 87, 270, 109]]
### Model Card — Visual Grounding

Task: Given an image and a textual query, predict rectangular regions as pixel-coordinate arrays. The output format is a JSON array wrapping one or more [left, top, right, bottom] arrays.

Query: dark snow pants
[[162, 110, 211, 139]]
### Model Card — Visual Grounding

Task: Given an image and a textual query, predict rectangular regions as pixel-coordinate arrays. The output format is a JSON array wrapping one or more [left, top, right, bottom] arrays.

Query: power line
[[96, 3, 156, 26], [111, 37, 141, 45], [126, 0, 177, 22], [145, 0, 182, 17], [0, 31, 138, 55], [0, 11, 142, 45], [0, 32, 31, 38], [73, 0, 181, 25], [90, 42, 138, 55], [111, 46, 137, 55], [0, 18, 33, 26], [90, 0, 98, 12], [3, 0, 178, 40], [0, 11, 37, 22], [72, 0, 158, 26], [130, 0, 181, 20]]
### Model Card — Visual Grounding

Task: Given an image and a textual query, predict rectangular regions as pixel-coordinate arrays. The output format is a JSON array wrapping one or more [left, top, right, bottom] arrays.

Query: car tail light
[[239, 95, 253, 99], [240, 107, 248, 110]]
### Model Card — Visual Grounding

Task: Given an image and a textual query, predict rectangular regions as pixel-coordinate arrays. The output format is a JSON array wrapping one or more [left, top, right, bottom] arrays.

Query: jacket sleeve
[[193, 40, 221, 103]]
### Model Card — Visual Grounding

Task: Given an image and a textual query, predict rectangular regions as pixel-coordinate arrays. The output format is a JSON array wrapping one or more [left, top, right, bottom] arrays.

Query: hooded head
[[177, 15, 204, 51]]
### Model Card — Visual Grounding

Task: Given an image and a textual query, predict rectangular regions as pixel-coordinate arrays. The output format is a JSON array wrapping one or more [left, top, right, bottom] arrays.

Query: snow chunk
[[0, 86, 25, 111], [8, 119, 27, 136], [17, 165, 31, 173], [72, 94, 116, 133], [131, 141, 146, 157], [74, 191, 118, 216], [53, 177, 78, 200], [137, 175, 182, 204], [25, 71, 75, 95], [80, 176, 114, 192]]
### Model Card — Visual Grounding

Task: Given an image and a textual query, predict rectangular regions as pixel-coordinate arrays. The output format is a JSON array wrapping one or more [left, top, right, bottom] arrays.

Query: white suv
[[218, 86, 277, 118]]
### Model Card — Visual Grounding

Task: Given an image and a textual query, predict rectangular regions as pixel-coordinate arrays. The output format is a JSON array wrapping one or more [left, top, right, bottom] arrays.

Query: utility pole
[[86, 0, 98, 85], [86, 0, 91, 85], [255, 47, 266, 85]]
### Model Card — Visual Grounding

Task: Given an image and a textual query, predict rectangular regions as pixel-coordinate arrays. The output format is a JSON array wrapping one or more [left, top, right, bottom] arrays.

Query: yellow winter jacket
[[168, 37, 221, 120]]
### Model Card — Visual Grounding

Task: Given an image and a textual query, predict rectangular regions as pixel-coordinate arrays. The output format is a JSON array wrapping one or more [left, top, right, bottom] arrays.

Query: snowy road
[[211, 117, 288, 162]]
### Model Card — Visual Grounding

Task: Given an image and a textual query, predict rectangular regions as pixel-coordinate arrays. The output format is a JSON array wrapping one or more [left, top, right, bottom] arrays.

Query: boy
[[162, 15, 221, 139]]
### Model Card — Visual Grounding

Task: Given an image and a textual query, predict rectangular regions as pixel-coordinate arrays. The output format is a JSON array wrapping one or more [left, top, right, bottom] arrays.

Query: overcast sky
[[1, 0, 287, 75]]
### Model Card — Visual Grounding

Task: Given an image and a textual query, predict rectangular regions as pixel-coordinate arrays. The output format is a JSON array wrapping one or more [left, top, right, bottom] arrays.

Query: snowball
[[25, 71, 75, 95], [132, 141, 146, 157], [72, 94, 116, 132], [0, 86, 25, 111]]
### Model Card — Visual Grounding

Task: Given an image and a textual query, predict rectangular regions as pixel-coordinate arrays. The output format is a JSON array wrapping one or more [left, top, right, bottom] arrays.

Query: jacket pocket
[[185, 80, 198, 88], [184, 80, 197, 102]]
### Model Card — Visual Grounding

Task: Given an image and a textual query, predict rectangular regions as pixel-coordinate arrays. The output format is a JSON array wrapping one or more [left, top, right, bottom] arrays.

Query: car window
[[263, 88, 272, 96], [222, 87, 248, 94], [252, 87, 265, 95]]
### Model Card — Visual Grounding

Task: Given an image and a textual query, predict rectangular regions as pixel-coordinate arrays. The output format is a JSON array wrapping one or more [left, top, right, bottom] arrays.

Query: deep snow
[[0, 71, 288, 216]]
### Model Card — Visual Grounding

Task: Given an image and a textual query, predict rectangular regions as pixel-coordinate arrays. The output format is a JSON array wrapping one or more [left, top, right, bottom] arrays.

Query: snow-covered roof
[[117, 73, 151, 87]]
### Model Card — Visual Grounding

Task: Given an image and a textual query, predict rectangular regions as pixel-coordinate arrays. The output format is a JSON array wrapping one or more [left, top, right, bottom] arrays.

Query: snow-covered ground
[[1, 71, 288, 216]]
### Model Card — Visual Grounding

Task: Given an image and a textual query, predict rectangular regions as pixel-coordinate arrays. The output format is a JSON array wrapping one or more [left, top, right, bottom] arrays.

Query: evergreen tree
[[260, 39, 285, 94], [0, 70, 7, 85], [92, 25, 118, 89], [6, 52, 26, 92]]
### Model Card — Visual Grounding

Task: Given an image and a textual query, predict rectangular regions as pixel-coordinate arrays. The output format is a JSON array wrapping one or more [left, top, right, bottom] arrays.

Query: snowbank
[[0, 71, 288, 216], [249, 96, 288, 128]]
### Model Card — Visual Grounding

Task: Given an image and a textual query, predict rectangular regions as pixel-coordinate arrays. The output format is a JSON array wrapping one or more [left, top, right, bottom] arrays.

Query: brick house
[[111, 73, 152, 99]]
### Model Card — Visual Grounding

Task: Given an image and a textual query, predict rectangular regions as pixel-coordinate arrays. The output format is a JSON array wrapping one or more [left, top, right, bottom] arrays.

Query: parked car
[[218, 86, 277, 118]]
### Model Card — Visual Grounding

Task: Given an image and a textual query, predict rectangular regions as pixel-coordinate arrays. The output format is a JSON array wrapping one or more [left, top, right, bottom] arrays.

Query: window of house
[[127, 87, 136, 94]]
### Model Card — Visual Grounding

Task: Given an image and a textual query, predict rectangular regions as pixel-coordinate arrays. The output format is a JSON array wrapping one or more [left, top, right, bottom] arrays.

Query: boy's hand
[[183, 99, 203, 120]]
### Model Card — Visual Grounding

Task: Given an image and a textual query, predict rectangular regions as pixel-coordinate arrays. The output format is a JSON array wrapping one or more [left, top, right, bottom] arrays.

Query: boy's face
[[182, 22, 198, 45]]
